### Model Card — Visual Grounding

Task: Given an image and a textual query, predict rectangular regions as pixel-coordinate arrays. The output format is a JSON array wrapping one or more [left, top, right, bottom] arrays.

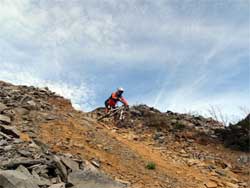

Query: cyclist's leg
[[105, 100, 111, 113]]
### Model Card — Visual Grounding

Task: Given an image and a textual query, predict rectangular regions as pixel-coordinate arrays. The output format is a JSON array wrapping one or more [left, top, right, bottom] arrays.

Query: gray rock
[[48, 183, 66, 188], [0, 124, 20, 138], [45, 115, 57, 121], [0, 114, 11, 124], [0, 131, 11, 139], [16, 165, 32, 177], [32, 169, 51, 186], [83, 161, 99, 173], [0, 170, 39, 188], [2, 158, 46, 169], [0, 139, 8, 146], [18, 150, 33, 157], [2, 109, 15, 120], [20, 95, 32, 104], [14, 107, 29, 115], [0, 102, 7, 112], [13, 139, 23, 144], [60, 156, 79, 172], [130, 109, 142, 116], [4, 145, 13, 151], [68, 169, 125, 188], [215, 169, 227, 177], [33, 139, 49, 152], [91, 159, 101, 168], [154, 132, 165, 140], [27, 100, 36, 107], [154, 132, 165, 143], [31, 164, 49, 176], [238, 155, 250, 164], [53, 156, 68, 182]]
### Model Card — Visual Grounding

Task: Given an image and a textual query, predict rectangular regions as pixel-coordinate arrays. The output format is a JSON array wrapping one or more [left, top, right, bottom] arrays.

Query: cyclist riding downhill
[[98, 88, 129, 123], [104, 87, 129, 113]]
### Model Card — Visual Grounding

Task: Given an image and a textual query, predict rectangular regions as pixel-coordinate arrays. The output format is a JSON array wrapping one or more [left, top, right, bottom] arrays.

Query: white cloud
[[154, 85, 250, 123], [0, 63, 95, 111], [0, 0, 249, 119], [0, 0, 248, 65]]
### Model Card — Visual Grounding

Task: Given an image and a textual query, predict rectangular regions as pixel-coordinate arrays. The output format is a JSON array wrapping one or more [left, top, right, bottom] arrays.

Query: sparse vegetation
[[143, 111, 170, 128], [145, 116, 169, 128], [146, 162, 156, 170], [207, 105, 229, 126], [216, 114, 250, 152], [173, 122, 186, 130]]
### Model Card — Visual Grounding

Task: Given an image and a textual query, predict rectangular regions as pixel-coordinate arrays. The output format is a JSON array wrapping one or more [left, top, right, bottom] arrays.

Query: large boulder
[[68, 169, 125, 188], [0, 114, 11, 124], [0, 170, 39, 188], [60, 156, 79, 172]]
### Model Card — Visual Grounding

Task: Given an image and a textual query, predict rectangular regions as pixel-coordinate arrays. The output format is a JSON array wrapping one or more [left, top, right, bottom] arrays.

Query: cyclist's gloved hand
[[125, 104, 129, 110]]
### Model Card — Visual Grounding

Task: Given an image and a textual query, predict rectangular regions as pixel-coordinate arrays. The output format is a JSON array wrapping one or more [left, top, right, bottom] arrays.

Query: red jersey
[[107, 92, 128, 107]]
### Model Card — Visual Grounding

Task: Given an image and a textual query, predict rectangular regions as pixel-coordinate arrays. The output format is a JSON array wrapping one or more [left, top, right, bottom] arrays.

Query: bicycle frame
[[97, 106, 126, 121]]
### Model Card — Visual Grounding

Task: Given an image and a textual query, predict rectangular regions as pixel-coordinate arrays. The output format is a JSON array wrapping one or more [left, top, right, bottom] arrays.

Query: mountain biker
[[105, 88, 129, 113]]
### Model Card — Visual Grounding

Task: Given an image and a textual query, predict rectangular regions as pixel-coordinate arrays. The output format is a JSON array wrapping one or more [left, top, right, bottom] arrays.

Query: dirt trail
[[37, 98, 249, 188], [38, 109, 246, 188], [39, 116, 178, 188], [109, 131, 209, 186]]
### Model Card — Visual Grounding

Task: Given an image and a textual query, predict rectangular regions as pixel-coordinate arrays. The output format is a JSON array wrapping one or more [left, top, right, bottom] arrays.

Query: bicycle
[[97, 105, 128, 122]]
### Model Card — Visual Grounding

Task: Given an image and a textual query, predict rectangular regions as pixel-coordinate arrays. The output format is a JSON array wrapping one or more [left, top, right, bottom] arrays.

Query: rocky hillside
[[0, 81, 125, 188], [0, 81, 249, 188]]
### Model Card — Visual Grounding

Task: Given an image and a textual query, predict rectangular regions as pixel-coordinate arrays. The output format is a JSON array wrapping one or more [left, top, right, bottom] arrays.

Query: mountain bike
[[97, 105, 128, 122]]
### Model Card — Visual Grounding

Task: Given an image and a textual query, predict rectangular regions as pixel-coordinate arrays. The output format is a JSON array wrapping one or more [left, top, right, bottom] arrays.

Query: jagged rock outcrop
[[0, 81, 124, 188], [94, 104, 225, 145]]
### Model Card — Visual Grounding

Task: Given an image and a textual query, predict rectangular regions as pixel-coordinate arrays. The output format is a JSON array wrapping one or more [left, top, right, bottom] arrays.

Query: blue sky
[[0, 0, 249, 122]]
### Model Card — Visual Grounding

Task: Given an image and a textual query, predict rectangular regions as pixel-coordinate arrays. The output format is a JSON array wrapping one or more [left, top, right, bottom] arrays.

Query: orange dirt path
[[38, 112, 243, 188]]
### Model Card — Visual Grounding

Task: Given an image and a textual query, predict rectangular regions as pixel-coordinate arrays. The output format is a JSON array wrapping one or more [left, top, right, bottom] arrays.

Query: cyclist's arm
[[120, 97, 128, 106]]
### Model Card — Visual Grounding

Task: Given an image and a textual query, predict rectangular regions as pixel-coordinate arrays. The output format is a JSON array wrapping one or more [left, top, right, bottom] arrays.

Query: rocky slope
[[0, 81, 249, 188], [0, 81, 125, 188]]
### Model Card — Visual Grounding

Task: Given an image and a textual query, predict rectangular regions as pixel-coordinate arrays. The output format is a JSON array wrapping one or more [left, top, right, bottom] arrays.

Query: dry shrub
[[216, 114, 250, 152], [143, 111, 170, 128]]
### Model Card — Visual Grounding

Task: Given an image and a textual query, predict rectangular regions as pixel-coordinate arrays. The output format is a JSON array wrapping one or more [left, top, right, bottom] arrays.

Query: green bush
[[146, 162, 156, 170]]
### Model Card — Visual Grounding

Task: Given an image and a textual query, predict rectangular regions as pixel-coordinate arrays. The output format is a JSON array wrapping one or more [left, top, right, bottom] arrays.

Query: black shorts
[[105, 99, 116, 109], [105, 99, 109, 108]]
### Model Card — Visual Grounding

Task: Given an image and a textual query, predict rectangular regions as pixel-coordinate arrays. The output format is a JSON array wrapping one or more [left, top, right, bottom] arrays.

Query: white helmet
[[117, 87, 124, 92]]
